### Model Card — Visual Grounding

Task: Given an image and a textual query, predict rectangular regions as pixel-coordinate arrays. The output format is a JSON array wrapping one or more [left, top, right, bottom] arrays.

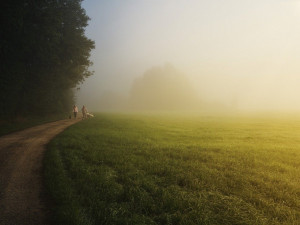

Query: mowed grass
[[44, 113, 300, 225]]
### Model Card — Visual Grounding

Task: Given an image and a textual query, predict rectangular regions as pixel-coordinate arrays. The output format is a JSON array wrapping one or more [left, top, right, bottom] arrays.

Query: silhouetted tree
[[0, 0, 94, 118], [129, 64, 200, 111]]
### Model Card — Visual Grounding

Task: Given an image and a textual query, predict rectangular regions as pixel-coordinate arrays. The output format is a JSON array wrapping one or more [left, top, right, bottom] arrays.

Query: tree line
[[0, 0, 94, 119]]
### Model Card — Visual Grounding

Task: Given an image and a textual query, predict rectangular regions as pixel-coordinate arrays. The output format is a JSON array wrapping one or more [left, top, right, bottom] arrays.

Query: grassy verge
[[44, 113, 300, 225], [0, 114, 69, 136]]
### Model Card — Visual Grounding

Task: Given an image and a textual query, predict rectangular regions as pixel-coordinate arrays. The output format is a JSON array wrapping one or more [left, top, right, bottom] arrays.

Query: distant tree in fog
[[129, 64, 201, 111]]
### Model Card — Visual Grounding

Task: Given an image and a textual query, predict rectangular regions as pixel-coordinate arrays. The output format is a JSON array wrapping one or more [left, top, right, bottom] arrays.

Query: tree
[[129, 64, 200, 111], [0, 0, 94, 118]]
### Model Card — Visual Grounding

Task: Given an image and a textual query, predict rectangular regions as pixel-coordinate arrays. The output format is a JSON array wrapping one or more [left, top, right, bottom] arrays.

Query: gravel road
[[0, 119, 79, 225]]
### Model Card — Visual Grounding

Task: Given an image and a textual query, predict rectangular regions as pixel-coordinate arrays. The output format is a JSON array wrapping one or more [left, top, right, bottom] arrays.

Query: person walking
[[82, 105, 87, 119], [73, 105, 78, 118]]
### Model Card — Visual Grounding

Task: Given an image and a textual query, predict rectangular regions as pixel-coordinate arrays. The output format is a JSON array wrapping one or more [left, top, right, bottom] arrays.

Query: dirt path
[[0, 119, 80, 225]]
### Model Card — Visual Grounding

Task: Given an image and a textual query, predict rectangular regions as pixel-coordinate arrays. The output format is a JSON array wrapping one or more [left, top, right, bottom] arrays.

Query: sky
[[78, 0, 300, 111]]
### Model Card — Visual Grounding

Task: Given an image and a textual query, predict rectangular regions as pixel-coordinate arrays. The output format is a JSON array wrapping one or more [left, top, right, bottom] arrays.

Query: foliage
[[0, 0, 94, 118], [129, 64, 200, 111], [45, 113, 300, 225]]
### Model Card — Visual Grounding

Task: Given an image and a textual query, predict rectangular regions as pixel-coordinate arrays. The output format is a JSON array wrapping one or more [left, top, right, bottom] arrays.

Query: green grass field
[[44, 113, 300, 225]]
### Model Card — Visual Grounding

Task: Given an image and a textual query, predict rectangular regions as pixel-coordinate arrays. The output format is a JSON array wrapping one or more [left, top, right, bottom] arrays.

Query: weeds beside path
[[0, 114, 68, 137], [0, 119, 80, 225]]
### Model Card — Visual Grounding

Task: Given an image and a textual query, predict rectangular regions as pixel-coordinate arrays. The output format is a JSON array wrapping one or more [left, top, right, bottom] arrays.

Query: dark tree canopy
[[0, 0, 94, 118]]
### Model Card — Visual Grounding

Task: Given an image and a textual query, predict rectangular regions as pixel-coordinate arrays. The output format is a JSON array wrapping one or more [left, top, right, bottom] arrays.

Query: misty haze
[[2, 1, 300, 225], [91, 64, 207, 111], [78, 0, 300, 113]]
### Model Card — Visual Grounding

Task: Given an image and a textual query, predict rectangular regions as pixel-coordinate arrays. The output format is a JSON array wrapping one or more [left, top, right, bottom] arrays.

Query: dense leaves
[[0, 0, 94, 118]]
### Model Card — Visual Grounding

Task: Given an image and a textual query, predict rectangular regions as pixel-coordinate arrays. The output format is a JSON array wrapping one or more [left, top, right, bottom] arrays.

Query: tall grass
[[44, 113, 300, 225], [0, 113, 69, 136]]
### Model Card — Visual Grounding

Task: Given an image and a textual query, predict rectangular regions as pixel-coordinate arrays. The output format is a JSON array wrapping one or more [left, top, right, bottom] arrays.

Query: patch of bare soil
[[0, 119, 80, 225]]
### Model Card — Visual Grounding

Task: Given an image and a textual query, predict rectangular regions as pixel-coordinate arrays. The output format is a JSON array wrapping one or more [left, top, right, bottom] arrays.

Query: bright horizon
[[78, 0, 300, 112]]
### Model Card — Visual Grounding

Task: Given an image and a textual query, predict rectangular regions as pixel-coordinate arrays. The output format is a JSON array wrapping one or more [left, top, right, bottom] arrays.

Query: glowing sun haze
[[78, 0, 300, 112]]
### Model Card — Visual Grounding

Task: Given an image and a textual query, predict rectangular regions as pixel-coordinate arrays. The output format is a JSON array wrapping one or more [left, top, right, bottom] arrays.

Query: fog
[[77, 0, 300, 112]]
